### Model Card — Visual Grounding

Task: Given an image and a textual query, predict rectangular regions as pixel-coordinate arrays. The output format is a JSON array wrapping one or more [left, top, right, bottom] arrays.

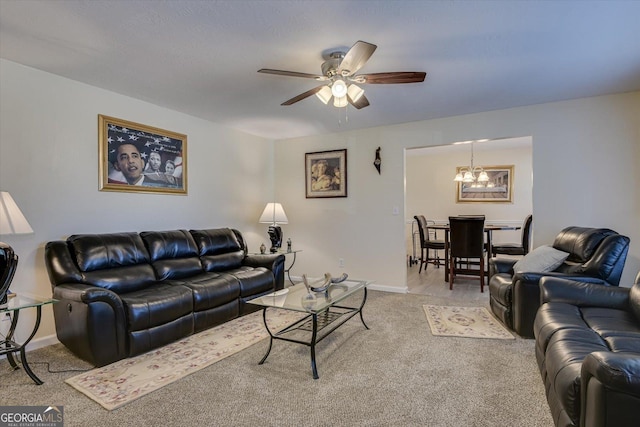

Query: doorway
[[404, 136, 533, 294]]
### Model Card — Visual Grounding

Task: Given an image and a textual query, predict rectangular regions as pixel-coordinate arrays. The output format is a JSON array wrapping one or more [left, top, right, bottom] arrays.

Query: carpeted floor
[[0, 290, 553, 426]]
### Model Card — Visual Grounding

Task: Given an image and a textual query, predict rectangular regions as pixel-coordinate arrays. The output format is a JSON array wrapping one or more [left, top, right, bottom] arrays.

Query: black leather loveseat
[[489, 227, 630, 338], [45, 228, 284, 366], [533, 273, 640, 427]]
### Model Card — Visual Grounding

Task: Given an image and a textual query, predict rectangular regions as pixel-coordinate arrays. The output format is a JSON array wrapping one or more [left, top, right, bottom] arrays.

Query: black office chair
[[414, 215, 446, 273], [448, 216, 486, 292], [491, 214, 533, 257], [0, 242, 18, 305]]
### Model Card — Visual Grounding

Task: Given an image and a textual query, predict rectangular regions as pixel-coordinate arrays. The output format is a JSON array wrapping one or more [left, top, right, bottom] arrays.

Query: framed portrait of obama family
[[98, 115, 187, 195], [305, 149, 347, 198]]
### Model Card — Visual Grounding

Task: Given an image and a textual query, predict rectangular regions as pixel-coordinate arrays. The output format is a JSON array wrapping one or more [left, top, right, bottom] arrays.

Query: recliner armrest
[[539, 276, 629, 308], [489, 257, 517, 274]]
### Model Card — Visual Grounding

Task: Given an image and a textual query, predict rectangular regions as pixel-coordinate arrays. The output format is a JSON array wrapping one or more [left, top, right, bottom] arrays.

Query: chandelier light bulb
[[331, 79, 348, 98]]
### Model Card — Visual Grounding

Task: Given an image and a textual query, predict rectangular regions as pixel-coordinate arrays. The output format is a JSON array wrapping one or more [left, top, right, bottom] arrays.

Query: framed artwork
[[305, 149, 347, 198], [98, 115, 187, 195], [456, 165, 514, 203]]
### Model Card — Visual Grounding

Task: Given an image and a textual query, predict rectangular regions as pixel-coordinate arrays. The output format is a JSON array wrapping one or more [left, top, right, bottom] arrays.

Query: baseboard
[[0, 334, 59, 360]]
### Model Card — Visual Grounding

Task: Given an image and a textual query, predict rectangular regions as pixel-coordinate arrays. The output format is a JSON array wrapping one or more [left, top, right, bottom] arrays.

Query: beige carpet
[[66, 309, 305, 410], [423, 305, 514, 339]]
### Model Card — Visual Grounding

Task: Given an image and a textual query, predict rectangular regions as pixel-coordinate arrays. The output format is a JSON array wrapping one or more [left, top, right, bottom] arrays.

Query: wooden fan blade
[[348, 93, 370, 110], [359, 72, 426, 84], [258, 68, 326, 80], [281, 85, 325, 106], [339, 41, 377, 76]]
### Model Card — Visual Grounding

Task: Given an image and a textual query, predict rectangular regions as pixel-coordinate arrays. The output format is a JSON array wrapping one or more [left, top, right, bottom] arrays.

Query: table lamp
[[258, 203, 288, 253], [0, 192, 34, 305]]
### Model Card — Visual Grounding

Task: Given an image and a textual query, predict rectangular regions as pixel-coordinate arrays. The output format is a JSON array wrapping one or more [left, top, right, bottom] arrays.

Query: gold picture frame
[[305, 149, 347, 198], [456, 165, 514, 203], [98, 115, 187, 195]]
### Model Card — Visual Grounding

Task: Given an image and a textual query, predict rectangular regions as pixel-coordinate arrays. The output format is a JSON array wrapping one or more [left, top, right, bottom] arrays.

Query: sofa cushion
[[190, 228, 245, 272], [513, 245, 569, 274], [69, 232, 150, 271], [175, 273, 240, 311], [582, 307, 640, 339], [605, 336, 640, 353], [140, 230, 202, 280], [120, 282, 194, 332], [534, 303, 591, 352], [67, 233, 156, 293], [227, 267, 274, 297]]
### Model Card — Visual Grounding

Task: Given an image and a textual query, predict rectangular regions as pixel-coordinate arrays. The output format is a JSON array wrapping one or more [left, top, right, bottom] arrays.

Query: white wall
[[0, 59, 275, 343], [275, 92, 640, 292]]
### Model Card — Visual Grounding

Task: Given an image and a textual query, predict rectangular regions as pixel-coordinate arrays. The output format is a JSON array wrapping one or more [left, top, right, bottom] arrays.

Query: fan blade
[[348, 93, 370, 110], [258, 69, 327, 81], [281, 85, 326, 106], [338, 41, 377, 76], [359, 72, 426, 84]]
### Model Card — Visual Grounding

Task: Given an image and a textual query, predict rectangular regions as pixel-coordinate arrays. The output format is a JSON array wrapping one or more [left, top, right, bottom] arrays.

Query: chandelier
[[453, 141, 489, 183]]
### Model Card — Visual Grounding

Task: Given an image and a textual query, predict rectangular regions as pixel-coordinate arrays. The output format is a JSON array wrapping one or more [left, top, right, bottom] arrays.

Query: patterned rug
[[423, 305, 514, 340], [66, 309, 305, 410]]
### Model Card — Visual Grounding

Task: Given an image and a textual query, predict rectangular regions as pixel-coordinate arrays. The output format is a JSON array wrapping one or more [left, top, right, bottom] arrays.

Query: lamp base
[[0, 242, 19, 307], [267, 225, 283, 253]]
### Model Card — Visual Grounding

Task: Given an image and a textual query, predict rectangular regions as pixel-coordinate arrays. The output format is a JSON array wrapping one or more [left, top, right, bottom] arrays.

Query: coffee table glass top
[[248, 280, 367, 314]]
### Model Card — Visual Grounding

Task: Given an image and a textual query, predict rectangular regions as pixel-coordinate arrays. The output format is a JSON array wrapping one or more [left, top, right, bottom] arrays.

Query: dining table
[[426, 223, 521, 282]]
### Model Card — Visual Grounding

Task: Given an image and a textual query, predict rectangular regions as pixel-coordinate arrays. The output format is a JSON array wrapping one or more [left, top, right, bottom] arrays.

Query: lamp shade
[[315, 86, 332, 104], [0, 192, 34, 235], [259, 203, 288, 225]]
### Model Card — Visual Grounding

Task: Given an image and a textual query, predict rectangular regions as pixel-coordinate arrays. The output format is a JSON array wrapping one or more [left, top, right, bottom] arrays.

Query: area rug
[[423, 305, 514, 340], [66, 309, 305, 410]]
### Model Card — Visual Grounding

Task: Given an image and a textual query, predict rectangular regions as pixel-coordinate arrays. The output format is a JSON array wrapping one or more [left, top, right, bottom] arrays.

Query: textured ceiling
[[1, 0, 639, 140]]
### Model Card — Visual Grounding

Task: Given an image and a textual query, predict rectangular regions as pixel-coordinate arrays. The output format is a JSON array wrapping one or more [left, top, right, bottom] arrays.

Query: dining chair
[[414, 215, 446, 273], [448, 216, 486, 292], [491, 214, 533, 257]]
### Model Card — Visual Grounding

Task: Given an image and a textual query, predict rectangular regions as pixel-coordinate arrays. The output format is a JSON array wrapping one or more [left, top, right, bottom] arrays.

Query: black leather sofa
[[534, 274, 640, 427], [45, 228, 284, 367], [489, 226, 630, 338]]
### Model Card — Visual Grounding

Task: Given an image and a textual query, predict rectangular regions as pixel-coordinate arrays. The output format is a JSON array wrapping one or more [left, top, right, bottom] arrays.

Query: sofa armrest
[[243, 254, 285, 290], [52, 283, 127, 366], [489, 257, 517, 275], [539, 277, 629, 309], [581, 351, 640, 427]]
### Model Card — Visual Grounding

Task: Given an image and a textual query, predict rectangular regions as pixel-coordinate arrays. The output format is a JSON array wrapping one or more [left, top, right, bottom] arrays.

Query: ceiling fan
[[258, 40, 426, 109]]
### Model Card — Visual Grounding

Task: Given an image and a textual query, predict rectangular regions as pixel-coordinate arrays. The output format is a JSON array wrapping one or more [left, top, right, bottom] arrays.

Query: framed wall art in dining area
[[456, 165, 514, 203], [305, 149, 347, 198], [98, 115, 187, 195]]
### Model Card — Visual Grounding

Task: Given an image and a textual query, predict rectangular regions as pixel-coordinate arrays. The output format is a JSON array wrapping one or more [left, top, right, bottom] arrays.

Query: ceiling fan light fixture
[[315, 86, 332, 104], [331, 79, 348, 98], [347, 84, 364, 102], [333, 95, 348, 108]]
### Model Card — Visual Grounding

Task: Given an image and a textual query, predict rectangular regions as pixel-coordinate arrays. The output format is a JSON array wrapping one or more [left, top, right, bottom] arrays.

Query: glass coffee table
[[248, 280, 369, 379]]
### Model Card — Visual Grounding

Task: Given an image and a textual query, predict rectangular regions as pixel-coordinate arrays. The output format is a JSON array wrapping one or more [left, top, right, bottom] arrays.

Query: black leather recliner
[[533, 273, 640, 427], [488, 226, 630, 338]]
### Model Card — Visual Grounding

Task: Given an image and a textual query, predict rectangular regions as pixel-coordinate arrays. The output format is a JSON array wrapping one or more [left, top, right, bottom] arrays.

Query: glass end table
[[1, 294, 57, 385]]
